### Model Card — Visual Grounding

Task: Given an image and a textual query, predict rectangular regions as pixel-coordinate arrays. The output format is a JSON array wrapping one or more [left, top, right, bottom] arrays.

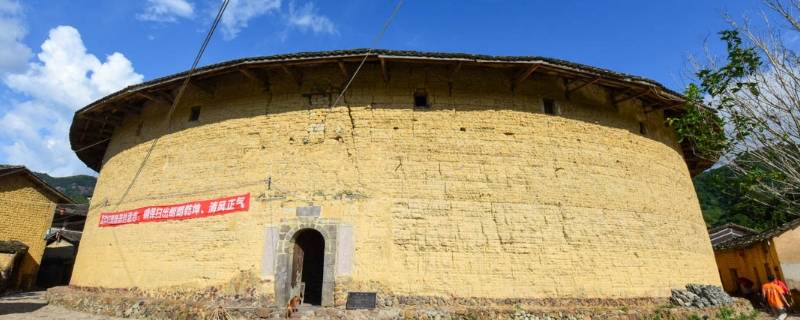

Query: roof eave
[[69, 49, 701, 172]]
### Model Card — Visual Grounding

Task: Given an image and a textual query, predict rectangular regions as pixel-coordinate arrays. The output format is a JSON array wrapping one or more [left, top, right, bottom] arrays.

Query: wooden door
[[291, 242, 304, 289]]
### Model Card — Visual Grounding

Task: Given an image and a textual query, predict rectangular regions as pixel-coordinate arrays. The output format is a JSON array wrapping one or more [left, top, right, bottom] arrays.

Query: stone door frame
[[275, 220, 337, 307]]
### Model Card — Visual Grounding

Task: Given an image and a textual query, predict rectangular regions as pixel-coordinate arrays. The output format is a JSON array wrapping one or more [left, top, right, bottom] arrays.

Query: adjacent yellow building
[[774, 219, 800, 296], [0, 165, 73, 290], [68, 50, 720, 307], [711, 219, 800, 310]]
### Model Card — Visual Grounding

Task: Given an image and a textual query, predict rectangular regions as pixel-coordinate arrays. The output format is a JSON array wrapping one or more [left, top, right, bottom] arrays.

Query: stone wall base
[[46, 285, 758, 320]]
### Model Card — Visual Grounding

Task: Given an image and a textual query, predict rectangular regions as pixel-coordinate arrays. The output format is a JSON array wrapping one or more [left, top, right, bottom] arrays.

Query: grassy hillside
[[693, 165, 795, 232], [34, 173, 96, 204]]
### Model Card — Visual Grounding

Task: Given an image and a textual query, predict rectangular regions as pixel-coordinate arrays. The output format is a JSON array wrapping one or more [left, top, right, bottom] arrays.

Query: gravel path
[[0, 291, 123, 320]]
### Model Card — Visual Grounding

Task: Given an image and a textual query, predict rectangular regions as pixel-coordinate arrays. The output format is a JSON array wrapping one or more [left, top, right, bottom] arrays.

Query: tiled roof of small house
[[708, 223, 758, 246], [0, 165, 74, 204], [713, 218, 800, 251]]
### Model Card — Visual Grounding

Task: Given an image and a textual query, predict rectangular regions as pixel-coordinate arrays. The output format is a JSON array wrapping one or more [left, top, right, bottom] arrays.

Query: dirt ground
[[3, 290, 800, 319], [0, 291, 121, 320]]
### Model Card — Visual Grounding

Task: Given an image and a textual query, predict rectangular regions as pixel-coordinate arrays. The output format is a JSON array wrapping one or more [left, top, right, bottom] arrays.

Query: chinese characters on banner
[[98, 193, 250, 227]]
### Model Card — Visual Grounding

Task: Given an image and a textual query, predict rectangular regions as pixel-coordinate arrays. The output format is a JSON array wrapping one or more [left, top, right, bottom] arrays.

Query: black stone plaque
[[345, 292, 377, 310]]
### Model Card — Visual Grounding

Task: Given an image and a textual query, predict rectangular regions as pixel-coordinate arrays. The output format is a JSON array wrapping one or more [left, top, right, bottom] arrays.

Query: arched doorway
[[291, 229, 325, 305]]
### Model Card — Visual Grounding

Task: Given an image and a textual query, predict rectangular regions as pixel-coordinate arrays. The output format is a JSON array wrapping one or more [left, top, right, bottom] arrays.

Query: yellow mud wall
[[70, 63, 720, 299], [714, 241, 782, 294], [0, 172, 58, 289], [774, 226, 800, 306]]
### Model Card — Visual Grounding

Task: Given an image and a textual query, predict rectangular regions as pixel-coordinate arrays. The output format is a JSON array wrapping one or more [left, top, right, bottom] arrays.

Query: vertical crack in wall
[[490, 202, 507, 252], [558, 204, 571, 244], [343, 103, 365, 188]]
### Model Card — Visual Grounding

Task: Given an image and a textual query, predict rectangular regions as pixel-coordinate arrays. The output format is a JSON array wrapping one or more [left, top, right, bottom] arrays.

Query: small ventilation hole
[[189, 106, 201, 122], [414, 90, 429, 108], [543, 98, 556, 115]]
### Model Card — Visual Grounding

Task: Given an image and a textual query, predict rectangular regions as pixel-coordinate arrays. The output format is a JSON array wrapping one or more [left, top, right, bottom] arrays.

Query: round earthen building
[[69, 50, 720, 308]]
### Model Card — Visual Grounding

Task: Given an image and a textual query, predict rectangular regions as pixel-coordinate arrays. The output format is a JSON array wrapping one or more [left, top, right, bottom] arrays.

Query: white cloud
[[138, 0, 195, 22], [0, 0, 31, 74], [0, 100, 75, 176], [136, 0, 337, 40], [287, 1, 336, 35], [0, 26, 143, 175], [220, 0, 281, 40]]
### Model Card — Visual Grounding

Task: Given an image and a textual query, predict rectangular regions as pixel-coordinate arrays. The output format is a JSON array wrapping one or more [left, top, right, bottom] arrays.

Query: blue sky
[[0, 0, 778, 176]]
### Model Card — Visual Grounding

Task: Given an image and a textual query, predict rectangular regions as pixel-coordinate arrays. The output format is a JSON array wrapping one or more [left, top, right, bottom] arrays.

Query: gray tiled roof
[[713, 218, 800, 251]]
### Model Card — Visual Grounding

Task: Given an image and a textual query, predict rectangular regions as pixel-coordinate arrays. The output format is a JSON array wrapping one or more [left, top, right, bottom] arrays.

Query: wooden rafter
[[239, 68, 270, 91], [115, 104, 141, 116], [79, 132, 112, 141], [645, 100, 685, 113], [157, 91, 175, 105], [613, 88, 651, 104], [137, 92, 171, 106], [445, 62, 463, 97], [448, 62, 463, 81], [337, 61, 349, 79], [79, 121, 90, 142], [80, 113, 122, 125], [379, 57, 389, 83], [513, 64, 540, 87], [280, 65, 302, 87], [566, 77, 602, 95], [189, 80, 215, 95]]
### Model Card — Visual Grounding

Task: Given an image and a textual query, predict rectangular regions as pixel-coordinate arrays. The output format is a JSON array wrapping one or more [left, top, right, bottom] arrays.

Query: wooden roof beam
[[78, 120, 91, 142], [80, 113, 122, 125], [566, 77, 602, 96], [645, 100, 685, 113], [79, 132, 113, 141], [115, 104, 141, 116], [513, 64, 540, 87], [137, 92, 172, 106], [189, 79, 215, 96], [379, 57, 389, 83], [280, 65, 302, 88], [448, 62, 463, 82], [239, 68, 270, 91], [99, 126, 115, 135], [337, 61, 350, 79], [613, 88, 651, 105], [156, 91, 176, 106]]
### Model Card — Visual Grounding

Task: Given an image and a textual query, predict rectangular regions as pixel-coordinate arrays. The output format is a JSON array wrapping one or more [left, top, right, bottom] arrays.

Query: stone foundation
[[46, 285, 757, 320]]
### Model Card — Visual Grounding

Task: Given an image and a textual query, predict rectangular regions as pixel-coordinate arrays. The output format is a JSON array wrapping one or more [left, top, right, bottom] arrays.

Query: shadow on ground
[[0, 291, 47, 316], [0, 302, 46, 315]]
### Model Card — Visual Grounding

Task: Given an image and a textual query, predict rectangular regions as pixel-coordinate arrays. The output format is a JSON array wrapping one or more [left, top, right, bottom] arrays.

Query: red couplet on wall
[[98, 193, 250, 227]]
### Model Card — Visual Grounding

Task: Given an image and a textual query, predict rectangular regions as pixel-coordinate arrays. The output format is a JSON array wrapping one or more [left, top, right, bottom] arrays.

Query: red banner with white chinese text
[[98, 193, 250, 227]]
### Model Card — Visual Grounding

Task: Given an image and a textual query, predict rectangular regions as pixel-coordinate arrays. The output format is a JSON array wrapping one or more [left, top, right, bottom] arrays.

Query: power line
[[330, 0, 405, 109], [99, 0, 231, 286], [112, 0, 230, 212], [76, 2, 230, 154], [321, 0, 405, 170]]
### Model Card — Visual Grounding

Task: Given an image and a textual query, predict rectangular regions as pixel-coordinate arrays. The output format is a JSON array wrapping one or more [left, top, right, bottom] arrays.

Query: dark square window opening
[[414, 90, 429, 108], [189, 106, 201, 122], [543, 98, 556, 115]]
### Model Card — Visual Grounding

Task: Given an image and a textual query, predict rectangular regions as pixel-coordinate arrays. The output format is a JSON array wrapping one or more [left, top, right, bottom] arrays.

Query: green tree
[[673, 0, 800, 226]]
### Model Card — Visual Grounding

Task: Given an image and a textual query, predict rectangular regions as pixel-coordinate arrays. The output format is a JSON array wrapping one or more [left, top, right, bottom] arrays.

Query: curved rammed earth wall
[[70, 63, 720, 301]]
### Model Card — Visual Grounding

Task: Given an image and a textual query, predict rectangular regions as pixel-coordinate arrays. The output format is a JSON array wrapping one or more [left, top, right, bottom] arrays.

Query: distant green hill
[[34, 173, 96, 204]]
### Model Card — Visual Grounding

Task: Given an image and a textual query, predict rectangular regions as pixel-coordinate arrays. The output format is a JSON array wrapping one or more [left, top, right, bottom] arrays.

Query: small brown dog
[[286, 296, 301, 318]]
